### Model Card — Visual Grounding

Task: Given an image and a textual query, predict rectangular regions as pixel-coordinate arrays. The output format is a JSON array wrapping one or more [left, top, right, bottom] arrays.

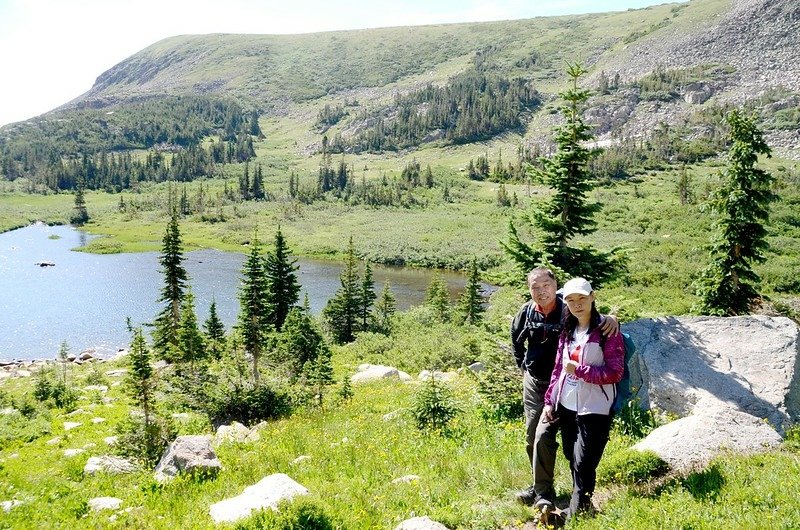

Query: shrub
[[597, 449, 669, 486], [115, 414, 176, 468], [475, 345, 524, 422], [32, 368, 78, 411], [613, 399, 658, 439], [410, 375, 460, 432], [0, 406, 52, 450], [82, 363, 110, 387], [235, 498, 341, 530], [206, 380, 292, 428], [784, 423, 800, 452]]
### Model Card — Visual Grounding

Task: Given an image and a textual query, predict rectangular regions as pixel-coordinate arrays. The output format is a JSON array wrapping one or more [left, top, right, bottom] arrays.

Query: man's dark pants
[[523, 371, 558, 500]]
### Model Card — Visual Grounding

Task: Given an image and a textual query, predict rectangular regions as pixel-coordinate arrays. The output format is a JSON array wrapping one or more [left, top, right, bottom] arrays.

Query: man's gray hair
[[527, 267, 556, 287]]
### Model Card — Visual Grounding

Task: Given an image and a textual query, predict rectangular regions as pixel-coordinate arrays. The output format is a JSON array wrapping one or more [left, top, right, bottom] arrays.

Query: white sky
[[0, 0, 679, 127]]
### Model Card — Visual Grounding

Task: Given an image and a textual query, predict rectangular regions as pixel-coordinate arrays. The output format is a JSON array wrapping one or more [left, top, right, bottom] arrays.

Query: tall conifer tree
[[373, 281, 396, 334], [359, 262, 376, 331], [695, 110, 775, 315], [204, 299, 226, 359], [238, 231, 271, 381], [425, 274, 450, 323], [458, 259, 484, 325], [177, 291, 205, 368], [264, 226, 301, 331], [71, 176, 89, 225], [323, 237, 361, 343], [153, 211, 188, 360]]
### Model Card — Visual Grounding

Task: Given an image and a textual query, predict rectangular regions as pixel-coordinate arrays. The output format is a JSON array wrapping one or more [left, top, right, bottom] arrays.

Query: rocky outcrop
[[352, 364, 412, 383], [208, 473, 309, 524], [624, 315, 800, 431]]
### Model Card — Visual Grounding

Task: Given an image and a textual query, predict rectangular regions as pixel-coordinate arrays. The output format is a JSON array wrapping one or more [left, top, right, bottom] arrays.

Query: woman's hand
[[565, 359, 579, 375], [541, 405, 555, 423]]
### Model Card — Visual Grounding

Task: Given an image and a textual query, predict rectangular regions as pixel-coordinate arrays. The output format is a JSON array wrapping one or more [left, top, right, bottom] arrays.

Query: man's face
[[528, 272, 557, 309]]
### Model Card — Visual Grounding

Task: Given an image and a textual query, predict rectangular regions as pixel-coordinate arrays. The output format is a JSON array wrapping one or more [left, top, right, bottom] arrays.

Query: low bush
[[115, 414, 176, 468], [597, 448, 669, 486], [235, 498, 341, 530], [410, 376, 461, 432]]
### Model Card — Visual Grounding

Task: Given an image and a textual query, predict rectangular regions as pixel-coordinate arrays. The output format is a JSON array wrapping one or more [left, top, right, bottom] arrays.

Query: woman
[[539, 277, 624, 519]]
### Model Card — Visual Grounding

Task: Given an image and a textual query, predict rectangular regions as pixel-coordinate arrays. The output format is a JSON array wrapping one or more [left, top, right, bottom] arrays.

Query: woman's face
[[564, 292, 594, 321]]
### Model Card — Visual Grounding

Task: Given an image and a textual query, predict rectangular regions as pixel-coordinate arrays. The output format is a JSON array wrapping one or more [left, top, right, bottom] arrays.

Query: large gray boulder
[[154, 435, 221, 482], [351, 364, 400, 383], [634, 406, 783, 472], [624, 316, 800, 431], [208, 473, 309, 524]]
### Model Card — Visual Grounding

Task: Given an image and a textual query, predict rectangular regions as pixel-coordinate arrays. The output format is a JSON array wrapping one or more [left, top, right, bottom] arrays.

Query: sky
[[0, 0, 679, 127]]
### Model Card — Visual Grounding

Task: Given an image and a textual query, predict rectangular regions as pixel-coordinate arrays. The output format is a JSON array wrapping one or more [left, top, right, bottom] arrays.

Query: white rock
[[15, 370, 31, 378], [634, 407, 783, 472], [88, 497, 122, 511], [351, 365, 400, 383], [209, 473, 309, 524], [67, 408, 85, 417], [91, 417, 106, 424], [290, 455, 311, 465], [46, 436, 63, 446], [64, 421, 82, 431], [215, 422, 251, 444], [468, 362, 485, 373], [391, 474, 420, 484], [104, 436, 118, 446], [1, 500, 23, 512], [83, 443, 96, 449], [382, 410, 403, 421], [394, 516, 450, 530], [154, 435, 221, 482], [111, 381, 122, 387], [64, 448, 85, 457], [0, 407, 17, 415], [84, 456, 136, 475], [398, 371, 413, 381]]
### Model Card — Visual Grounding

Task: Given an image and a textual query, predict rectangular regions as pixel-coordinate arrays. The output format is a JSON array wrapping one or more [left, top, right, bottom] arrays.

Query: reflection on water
[[0, 224, 486, 361]]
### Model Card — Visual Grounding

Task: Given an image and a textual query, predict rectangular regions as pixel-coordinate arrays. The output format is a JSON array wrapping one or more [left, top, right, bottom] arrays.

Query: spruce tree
[[359, 262, 376, 332], [152, 211, 188, 360], [251, 164, 265, 200], [458, 259, 484, 325], [425, 274, 450, 323], [277, 307, 328, 380], [373, 281, 396, 334], [204, 299, 226, 359], [177, 290, 205, 368], [308, 344, 334, 407], [264, 226, 301, 331], [322, 237, 362, 343], [695, 110, 775, 315], [502, 63, 622, 287], [126, 328, 157, 459], [238, 231, 272, 381], [71, 176, 89, 225]]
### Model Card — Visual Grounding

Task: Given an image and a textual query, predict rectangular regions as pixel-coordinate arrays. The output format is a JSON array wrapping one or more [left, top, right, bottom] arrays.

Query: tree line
[[0, 95, 261, 190]]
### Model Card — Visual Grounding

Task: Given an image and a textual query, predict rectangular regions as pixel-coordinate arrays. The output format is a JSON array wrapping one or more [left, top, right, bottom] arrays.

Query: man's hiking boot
[[515, 486, 537, 506]]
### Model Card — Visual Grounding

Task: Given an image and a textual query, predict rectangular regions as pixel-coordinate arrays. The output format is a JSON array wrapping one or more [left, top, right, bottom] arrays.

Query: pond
[[0, 223, 484, 361]]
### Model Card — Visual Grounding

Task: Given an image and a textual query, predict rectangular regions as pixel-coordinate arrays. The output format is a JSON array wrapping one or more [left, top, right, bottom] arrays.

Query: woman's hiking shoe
[[515, 486, 537, 506]]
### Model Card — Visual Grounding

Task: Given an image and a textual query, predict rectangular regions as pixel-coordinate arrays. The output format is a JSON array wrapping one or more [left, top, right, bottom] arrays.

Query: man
[[510, 268, 617, 510]]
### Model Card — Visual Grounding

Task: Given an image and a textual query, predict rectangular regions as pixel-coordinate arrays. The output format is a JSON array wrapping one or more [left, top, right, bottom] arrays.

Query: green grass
[[2, 355, 800, 530]]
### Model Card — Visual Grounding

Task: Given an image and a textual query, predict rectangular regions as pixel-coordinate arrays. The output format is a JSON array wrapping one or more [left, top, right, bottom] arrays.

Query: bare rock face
[[208, 473, 309, 524], [154, 435, 221, 482], [634, 406, 783, 472], [623, 316, 800, 432]]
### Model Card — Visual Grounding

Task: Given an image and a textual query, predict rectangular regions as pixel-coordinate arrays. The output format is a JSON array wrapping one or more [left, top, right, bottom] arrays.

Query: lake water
[[0, 224, 480, 361]]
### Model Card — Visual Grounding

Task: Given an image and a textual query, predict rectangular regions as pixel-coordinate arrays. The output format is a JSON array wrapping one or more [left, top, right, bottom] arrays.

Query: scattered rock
[[634, 406, 782, 472], [46, 436, 62, 446], [290, 455, 311, 465], [417, 370, 457, 382], [84, 385, 109, 393], [88, 497, 123, 511], [154, 435, 221, 482], [467, 362, 485, 373], [209, 473, 309, 524], [383, 410, 403, 422], [391, 475, 420, 484], [78, 351, 96, 361], [84, 456, 137, 475], [64, 448, 85, 457], [0, 407, 18, 415], [15, 370, 31, 378], [215, 422, 251, 444], [67, 408, 85, 417], [351, 364, 401, 383], [394, 516, 450, 530], [105, 369, 128, 377], [1, 500, 23, 512], [91, 417, 106, 424], [64, 421, 82, 431], [104, 436, 118, 446]]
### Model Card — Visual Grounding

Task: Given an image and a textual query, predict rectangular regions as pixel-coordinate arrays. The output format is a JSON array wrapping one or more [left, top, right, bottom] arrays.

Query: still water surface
[[0, 224, 477, 361]]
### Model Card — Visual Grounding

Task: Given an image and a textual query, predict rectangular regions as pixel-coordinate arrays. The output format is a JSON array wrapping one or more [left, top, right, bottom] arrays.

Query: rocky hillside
[[16, 0, 800, 158]]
